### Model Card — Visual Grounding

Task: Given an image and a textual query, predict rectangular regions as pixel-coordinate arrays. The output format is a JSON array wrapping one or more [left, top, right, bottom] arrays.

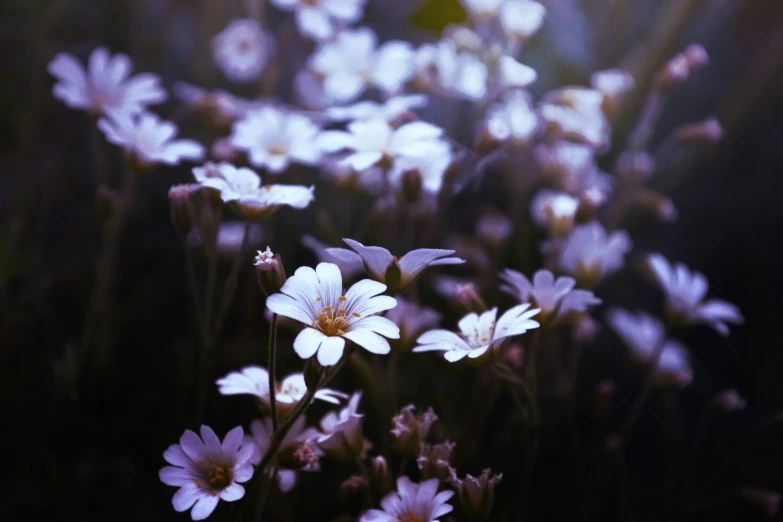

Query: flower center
[[237, 37, 254, 53], [312, 295, 360, 336], [302, 0, 321, 6], [268, 144, 286, 156], [203, 463, 233, 492], [397, 511, 424, 522], [460, 322, 495, 349]]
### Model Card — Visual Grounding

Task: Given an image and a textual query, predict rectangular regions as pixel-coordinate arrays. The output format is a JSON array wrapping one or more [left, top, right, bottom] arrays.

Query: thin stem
[[257, 464, 279, 521], [268, 314, 279, 431], [397, 456, 410, 479], [356, 456, 373, 509], [520, 331, 541, 516], [181, 237, 207, 346], [89, 118, 108, 186], [212, 221, 252, 340], [619, 340, 668, 444]]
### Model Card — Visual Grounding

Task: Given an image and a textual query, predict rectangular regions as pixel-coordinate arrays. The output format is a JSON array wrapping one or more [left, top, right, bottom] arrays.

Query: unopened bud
[[169, 184, 196, 237], [475, 125, 505, 157], [636, 189, 678, 222], [303, 358, 323, 391], [450, 469, 502, 521], [277, 440, 320, 470], [453, 282, 487, 313], [211, 137, 240, 162], [656, 53, 690, 92], [671, 118, 723, 146], [371, 456, 393, 496], [572, 315, 600, 343], [591, 68, 635, 114], [740, 488, 781, 518], [504, 344, 524, 369], [255, 247, 287, 297], [340, 475, 370, 516], [95, 185, 119, 221], [401, 168, 423, 202], [616, 151, 655, 183], [476, 213, 513, 249], [418, 441, 456, 482], [683, 44, 709, 72], [391, 405, 438, 456], [710, 389, 747, 412]]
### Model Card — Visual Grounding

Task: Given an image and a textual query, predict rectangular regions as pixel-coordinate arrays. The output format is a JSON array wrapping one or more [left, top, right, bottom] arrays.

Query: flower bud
[[671, 118, 723, 146], [450, 469, 502, 521], [277, 440, 320, 471], [391, 405, 438, 456], [616, 151, 655, 183], [370, 456, 393, 496], [340, 475, 370, 517], [683, 44, 709, 72], [475, 213, 512, 250], [655, 53, 690, 92], [255, 247, 287, 297], [401, 168, 423, 203], [710, 389, 747, 412], [211, 137, 240, 162], [452, 282, 486, 313], [417, 441, 456, 482], [303, 358, 323, 391], [95, 185, 119, 221], [168, 184, 196, 238], [740, 487, 781, 518]]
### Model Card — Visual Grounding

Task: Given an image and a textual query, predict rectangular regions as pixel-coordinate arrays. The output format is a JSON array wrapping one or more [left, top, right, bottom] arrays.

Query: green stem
[[268, 314, 279, 431], [619, 340, 668, 444], [212, 221, 251, 340]]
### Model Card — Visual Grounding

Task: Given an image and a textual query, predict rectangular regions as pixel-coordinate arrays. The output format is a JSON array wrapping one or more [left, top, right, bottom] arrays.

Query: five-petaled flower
[[213, 19, 273, 83], [500, 269, 600, 325], [270, 0, 366, 41], [360, 476, 454, 522]]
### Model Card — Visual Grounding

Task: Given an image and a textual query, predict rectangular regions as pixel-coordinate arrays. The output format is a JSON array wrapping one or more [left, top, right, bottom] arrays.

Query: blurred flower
[[266, 262, 400, 365], [414, 304, 540, 362], [247, 417, 321, 492], [460, 0, 503, 22], [173, 82, 261, 124], [361, 476, 454, 522], [500, 269, 600, 325], [309, 28, 414, 104], [231, 107, 323, 174], [159, 425, 255, 520], [328, 239, 464, 293], [418, 441, 456, 482], [590, 69, 634, 113], [191, 162, 314, 220], [325, 94, 427, 123], [301, 235, 366, 279], [540, 87, 609, 150], [384, 297, 442, 347], [646, 253, 743, 335], [317, 392, 366, 460], [271, 0, 366, 40], [606, 309, 692, 387], [711, 389, 747, 412], [391, 405, 438, 455], [500, 1, 547, 42], [216, 366, 348, 416], [213, 19, 273, 83], [450, 469, 502, 522], [530, 189, 580, 236], [475, 213, 513, 248], [414, 40, 488, 100], [534, 140, 595, 190], [98, 110, 205, 166], [387, 140, 454, 196], [557, 221, 631, 287], [485, 89, 538, 145]]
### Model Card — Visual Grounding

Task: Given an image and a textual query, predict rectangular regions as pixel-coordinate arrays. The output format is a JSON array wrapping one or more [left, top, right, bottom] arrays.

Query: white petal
[[297, 7, 333, 40], [267, 293, 313, 324], [190, 494, 219, 520], [317, 335, 346, 365], [343, 239, 394, 279], [343, 329, 391, 354], [219, 483, 245, 502], [172, 483, 201, 512], [351, 316, 400, 338], [294, 327, 326, 359], [159, 466, 191, 486]]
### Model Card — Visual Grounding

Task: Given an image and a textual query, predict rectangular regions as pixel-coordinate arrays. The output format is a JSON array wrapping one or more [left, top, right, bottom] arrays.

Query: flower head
[[266, 262, 400, 365], [159, 425, 255, 520], [500, 1, 547, 42], [530, 190, 580, 236], [213, 19, 273, 83], [384, 297, 442, 347], [301, 235, 366, 279], [271, 0, 366, 40], [414, 304, 540, 362], [390, 405, 438, 455], [247, 417, 321, 492], [646, 253, 743, 335], [485, 89, 538, 145], [48, 47, 166, 116], [317, 392, 366, 460], [361, 476, 454, 522], [417, 441, 456, 482], [557, 221, 631, 287], [500, 269, 600, 325], [450, 469, 503, 521], [325, 94, 428, 123]]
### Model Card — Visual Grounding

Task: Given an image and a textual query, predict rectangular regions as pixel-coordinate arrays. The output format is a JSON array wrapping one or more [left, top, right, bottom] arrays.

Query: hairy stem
[[268, 313, 279, 431]]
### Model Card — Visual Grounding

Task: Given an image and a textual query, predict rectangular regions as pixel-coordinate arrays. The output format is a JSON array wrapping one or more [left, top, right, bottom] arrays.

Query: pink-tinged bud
[[740, 488, 781, 518], [453, 282, 487, 313], [683, 44, 709, 71], [504, 344, 524, 369], [211, 137, 240, 162], [710, 389, 747, 412], [168, 184, 196, 237], [255, 246, 287, 297], [476, 213, 513, 249], [418, 441, 456, 482], [371, 456, 393, 496], [672, 118, 723, 146], [391, 405, 438, 456], [572, 315, 600, 344], [340, 474, 370, 516], [277, 440, 320, 470], [450, 468, 503, 521], [616, 151, 655, 183], [636, 189, 678, 223], [656, 53, 690, 92]]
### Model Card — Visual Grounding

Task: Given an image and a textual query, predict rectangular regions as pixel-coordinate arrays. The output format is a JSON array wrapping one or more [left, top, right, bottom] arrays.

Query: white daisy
[[191, 162, 314, 220], [361, 476, 454, 522], [216, 366, 348, 416], [230, 107, 323, 174], [159, 425, 255, 520], [270, 0, 366, 40], [500, 0, 546, 41], [98, 110, 205, 166], [266, 262, 400, 365], [414, 304, 540, 362], [530, 189, 580, 236], [48, 47, 166, 116], [213, 19, 273, 83], [485, 89, 538, 145], [557, 221, 631, 287], [316, 391, 366, 460], [500, 268, 600, 324], [325, 94, 428, 123], [646, 253, 743, 335]]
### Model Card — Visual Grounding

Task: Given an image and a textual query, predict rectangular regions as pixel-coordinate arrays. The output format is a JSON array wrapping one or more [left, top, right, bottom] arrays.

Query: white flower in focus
[[361, 476, 454, 522], [325, 94, 428, 123], [558, 221, 632, 287], [329, 239, 465, 293], [414, 304, 540, 362], [485, 89, 538, 145], [500, 0, 546, 41], [647, 253, 743, 335], [192, 162, 314, 219], [271, 0, 366, 40], [266, 262, 400, 365], [384, 297, 442, 346], [606, 308, 693, 386], [530, 189, 580, 236], [309, 28, 414, 104], [213, 19, 272, 83], [247, 417, 321, 493], [500, 268, 601, 324], [301, 235, 366, 279], [48, 47, 166, 116], [159, 426, 255, 520], [317, 392, 366, 460], [98, 110, 205, 166], [231, 107, 323, 173]]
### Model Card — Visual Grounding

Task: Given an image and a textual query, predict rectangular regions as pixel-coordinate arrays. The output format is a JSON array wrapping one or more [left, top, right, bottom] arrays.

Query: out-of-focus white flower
[[414, 304, 540, 362], [216, 366, 348, 416], [558, 222, 632, 287], [591, 69, 634, 112], [384, 297, 442, 346], [213, 19, 273, 83], [266, 262, 400, 365], [540, 87, 609, 150], [173, 82, 261, 123], [500, 0, 546, 41], [498, 54, 537, 89], [387, 140, 453, 196], [646, 253, 744, 335], [231, 107, 323, 174], [418, 441, 456, 482], [414, 41, 488, 101], [98, 110, 205, 166], [325, 94, 428, 123], [485, 89, 538, 145], [192, 162, 314, 219], [361, 476, 454, 522], [301, 235, 366, 279], [500, 268, 600, 324], [271, 0, 365, 40], [159, 425, 255, 520], [317, 392, 366, 460], [530, 189, 580, 236], [390, 405, 438, 455], [309, 28, 414, 104], [328, 239, 464, 293], [247, 417, 321, 493], [318, 119, 447, 173], [535, 140, 595, 188], [460, 0, 504, 21], [48, 47, 166, 116], [606, 308, 693, 387]]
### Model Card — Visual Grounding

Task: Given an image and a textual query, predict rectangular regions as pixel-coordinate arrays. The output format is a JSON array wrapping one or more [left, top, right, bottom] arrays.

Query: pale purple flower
[[361, 476, 454, 522], [500, 0, 546, 41], [530, 189, 580, 236], [557, 222, 632, 286], [500, 268, 600, 323], [271, 0, 366, 40], [247, 417, 321, 493], [159, 426, 255, 520], [414, 40, 488, 101], [450, 469, 503, 521], [539, 87, 609, 150], [213, 19, 273, 83], [266, 262, 400, 365], [301, 235, 366, 279], [391, 405, 438, 455], [384, 297, 442, 345], [317, 392, 366, 460], [485, 89, 538, 144], [325, 94, 428, 123]]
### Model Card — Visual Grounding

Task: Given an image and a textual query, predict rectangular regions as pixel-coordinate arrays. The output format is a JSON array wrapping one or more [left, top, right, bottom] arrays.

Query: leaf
[[410, 0, 468, 33]]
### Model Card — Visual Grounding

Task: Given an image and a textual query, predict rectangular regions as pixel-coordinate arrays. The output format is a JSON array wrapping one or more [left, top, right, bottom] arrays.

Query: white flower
[[319, 119, 447, 172], [48, 47, 166, 116], [414, 304, 540, 362], [247, 417, 321, 493], [98, 110, 205, 166], [460, 0, 503, 20], [500, 0, 546, 41], [213, 19, 273, 83], [159, 425, 255, 520], [558, 222, 632, 287], [591, 69, 634, 110], [485, 89, 538, 144], [387, 139, 453, 196], [500, 268, 600, 324], [498, 54, 537, 89], [361, 476, 454, 522], [266, 262, 400, 365], [384, 296, 442, 346], [415, 41, 488, 101], [271, 0, 366, 40], [539, 87, 609, 150], [317, 391, 366, 460], [231, 107, 323, 173], [647, 253, 743, 335], [325, 94, 428, 123], [192, 162, 314, 219], [606, 308, 693, 386], [329, 239, 465, 292], [216, 366, 348, 415], [301, 235, 366, 279], [309, 28, 414, 104], [530, 189, 580, 236]]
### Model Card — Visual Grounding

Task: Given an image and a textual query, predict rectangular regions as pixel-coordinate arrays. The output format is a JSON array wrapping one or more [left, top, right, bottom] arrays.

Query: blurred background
[[2, 0, 783, 521]]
